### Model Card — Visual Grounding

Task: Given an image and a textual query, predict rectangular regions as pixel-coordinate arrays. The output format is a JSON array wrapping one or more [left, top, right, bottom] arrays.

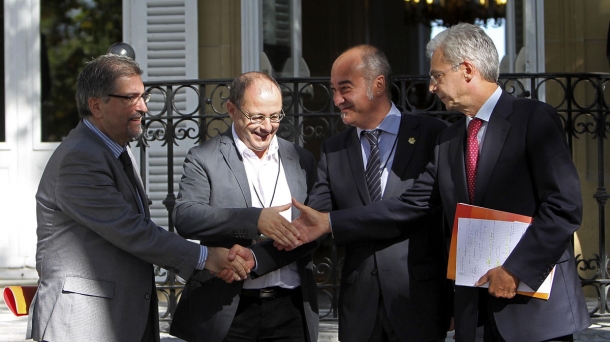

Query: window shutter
[[125, 0, 198, 227]]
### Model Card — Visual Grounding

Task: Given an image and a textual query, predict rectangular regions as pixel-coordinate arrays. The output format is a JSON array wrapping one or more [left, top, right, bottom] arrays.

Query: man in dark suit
[[289, 24, 591, 341], [169, 72, 319, 342], [305, 45, 450, 342], [27, 54, 252, 342]]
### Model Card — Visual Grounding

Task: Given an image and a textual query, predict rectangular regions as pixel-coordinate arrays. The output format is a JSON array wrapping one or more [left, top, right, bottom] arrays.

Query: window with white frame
[[40, 0, 121, 142]]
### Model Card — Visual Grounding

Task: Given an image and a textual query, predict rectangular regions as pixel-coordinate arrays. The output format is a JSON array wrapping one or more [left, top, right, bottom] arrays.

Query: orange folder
[[448, 203, 554, 300], [3, 286, 37, 316], [447, 203, 533, 280]]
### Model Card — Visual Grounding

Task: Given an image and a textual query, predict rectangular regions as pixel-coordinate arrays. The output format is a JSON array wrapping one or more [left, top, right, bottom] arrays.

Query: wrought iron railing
[[141, 73, 609, 323]]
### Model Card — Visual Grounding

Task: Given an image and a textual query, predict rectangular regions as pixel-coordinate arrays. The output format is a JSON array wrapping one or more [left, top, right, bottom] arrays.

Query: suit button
[[145, 293, 150, 300], [371, 269, 378, 276]]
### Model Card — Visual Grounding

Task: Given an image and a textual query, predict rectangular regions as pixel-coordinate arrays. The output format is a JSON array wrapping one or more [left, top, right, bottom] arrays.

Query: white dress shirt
[[466, 86, 502, 151], [232, 125, 300, 289]]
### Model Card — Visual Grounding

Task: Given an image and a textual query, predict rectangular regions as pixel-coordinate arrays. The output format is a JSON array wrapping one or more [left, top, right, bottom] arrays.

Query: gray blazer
[[169, 131, 319, 342], [27, 120, 200, 342]]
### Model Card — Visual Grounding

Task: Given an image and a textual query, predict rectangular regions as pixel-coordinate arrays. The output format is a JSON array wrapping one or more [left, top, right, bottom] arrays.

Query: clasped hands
[[244, 199, 331, 251], [211, 200, 330, 283], [205, 245, 255, 282]]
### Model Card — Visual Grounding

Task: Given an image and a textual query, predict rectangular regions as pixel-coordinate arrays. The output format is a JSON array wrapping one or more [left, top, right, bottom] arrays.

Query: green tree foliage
[[41, 0, 121, 141]]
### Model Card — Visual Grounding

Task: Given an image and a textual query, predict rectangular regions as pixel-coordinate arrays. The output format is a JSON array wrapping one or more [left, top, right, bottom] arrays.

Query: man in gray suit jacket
[[169, 72, 319, 342], [27, 54, 252, 342]]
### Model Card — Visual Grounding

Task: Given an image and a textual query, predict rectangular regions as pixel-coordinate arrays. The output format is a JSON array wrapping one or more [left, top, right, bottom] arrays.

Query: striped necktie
[[363, 130, 382, 202]]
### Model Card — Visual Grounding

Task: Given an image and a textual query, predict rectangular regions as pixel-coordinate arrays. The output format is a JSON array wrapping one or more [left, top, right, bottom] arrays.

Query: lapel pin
[[408, 137, 416, 144]]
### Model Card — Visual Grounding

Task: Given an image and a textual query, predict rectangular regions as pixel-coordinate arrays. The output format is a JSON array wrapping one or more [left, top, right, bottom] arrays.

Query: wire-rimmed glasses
[[429, 62, 464, 85], [107, 92, 152, 106], [237, 105, 285, 124]]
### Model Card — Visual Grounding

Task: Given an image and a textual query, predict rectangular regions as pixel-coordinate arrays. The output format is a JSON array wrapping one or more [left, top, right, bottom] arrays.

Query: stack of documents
[[447, 203, 554, 300]]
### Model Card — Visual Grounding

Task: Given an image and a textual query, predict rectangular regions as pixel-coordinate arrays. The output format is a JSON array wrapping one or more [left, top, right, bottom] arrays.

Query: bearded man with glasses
[[28, 54, 253, 342], [169, 71, 320, 342]]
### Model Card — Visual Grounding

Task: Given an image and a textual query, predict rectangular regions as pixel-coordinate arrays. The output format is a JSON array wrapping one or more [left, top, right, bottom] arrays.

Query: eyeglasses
[[236, 105, 285, 124], [429, 62, 464, 85], [107, 93, 151, 106]]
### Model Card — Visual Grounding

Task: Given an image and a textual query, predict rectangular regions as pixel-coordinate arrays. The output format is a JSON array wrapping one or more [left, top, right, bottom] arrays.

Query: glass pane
[[40, 0, 122, 142], [262, 0, 292, 76]]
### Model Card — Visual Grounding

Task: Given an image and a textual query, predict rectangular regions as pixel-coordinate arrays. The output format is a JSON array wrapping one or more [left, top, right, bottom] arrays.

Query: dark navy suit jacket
[[308, 112, 452, 341]]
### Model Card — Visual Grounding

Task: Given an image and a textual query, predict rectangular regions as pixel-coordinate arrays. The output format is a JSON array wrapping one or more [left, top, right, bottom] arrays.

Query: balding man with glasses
[[28, 54, 253, 342], [169, 71, 320, 342]]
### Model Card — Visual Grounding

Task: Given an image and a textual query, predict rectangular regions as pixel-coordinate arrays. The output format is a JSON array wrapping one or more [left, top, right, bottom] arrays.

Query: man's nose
[[259, 117, 273, 131], [333, 92, 344, 106], [429, 82, 437, 94], [135, 97, 148, 111]]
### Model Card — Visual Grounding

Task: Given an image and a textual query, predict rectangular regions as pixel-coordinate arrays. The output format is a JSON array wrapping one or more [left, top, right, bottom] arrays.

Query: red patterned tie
[[466, 118, 483, 204]]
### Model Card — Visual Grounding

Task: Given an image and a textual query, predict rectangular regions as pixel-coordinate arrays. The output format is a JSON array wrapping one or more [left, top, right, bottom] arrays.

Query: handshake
[[205, 198, 333, 283]]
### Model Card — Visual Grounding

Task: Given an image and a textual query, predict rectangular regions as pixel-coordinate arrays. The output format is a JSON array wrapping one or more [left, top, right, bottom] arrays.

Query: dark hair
[[228, 71, 282, 108], [75, 54, 143, 118]]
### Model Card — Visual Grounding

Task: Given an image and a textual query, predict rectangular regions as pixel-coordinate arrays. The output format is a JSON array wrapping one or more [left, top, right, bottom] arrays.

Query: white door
[[0, 0, 48, 279]]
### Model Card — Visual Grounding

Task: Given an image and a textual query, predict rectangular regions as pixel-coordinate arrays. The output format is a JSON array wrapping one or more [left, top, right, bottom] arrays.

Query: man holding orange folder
[[287, 23, 590, 341]]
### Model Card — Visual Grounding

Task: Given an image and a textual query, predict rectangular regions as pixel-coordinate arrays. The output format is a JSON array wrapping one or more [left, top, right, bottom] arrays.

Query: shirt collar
[[356, 102, 402, 137], [83, 117, 126, 158], [470, 86, 502, 123], [232, 124, 279, 160]]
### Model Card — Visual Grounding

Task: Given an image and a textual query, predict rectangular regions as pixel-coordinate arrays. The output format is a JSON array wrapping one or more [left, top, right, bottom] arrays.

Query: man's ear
[[463, 61, 475, 82], [226, 101, 237, 120], [88, 97, 103, 118], [374, 75, 385, 95]]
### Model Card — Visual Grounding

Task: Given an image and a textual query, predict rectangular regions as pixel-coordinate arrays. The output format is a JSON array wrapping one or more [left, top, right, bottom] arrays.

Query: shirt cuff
[[196, 245, 208, 270], [328, 213, 335, 238], [251, 248, 259, 272]]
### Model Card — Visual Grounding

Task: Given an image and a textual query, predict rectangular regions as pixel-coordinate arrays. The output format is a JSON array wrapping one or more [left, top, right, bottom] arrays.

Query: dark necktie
[[363, 130, 382, 202], [119, 150, 145, 214], [466, 118, 483, 204]]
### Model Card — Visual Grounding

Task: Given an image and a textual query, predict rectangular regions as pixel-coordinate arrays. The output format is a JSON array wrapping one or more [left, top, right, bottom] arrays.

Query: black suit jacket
[[329, 92, 590, 341], [307, 112, 451, 341]]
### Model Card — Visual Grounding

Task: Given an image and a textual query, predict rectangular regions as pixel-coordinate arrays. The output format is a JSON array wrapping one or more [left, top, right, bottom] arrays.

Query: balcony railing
[[141, 73, 609, 322]]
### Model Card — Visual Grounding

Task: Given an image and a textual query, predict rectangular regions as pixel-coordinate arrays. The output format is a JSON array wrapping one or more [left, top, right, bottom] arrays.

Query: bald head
[[330, 45, 393, 130], [334, 45, 392, 98], [229, 71, 282, 108]]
